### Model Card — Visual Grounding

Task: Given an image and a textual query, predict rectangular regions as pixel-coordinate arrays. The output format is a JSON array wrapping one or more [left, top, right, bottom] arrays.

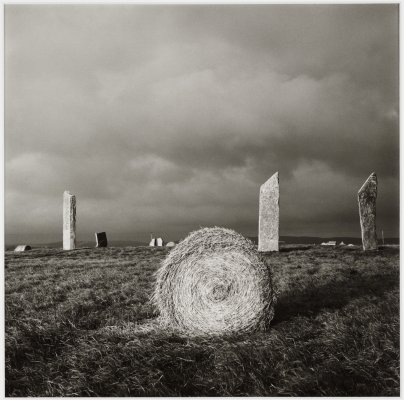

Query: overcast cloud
[[5, 5, 399, 243]]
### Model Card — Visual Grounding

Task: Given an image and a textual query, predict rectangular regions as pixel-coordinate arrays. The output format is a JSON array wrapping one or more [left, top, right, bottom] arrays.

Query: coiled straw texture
[[153, 227, 275, 336]]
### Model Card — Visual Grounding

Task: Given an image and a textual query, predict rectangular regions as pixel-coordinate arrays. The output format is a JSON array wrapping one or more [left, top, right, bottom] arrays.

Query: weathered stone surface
[[14, 245, 31, 252], [166, 241, 175, 247], [63, 191, 76, 250], [95, 232, 108, 248], [358, 172, 378, 250], [156, 237, 164, 246], [258, 172, 279, 252], [149, 238, 156, 246]]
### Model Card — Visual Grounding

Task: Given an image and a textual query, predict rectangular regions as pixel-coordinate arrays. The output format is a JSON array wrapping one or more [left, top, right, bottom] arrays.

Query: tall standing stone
[[63, 191, 76, 250], [358, 172, 378, 251], [95, 232, 108, 248], [258, 172, 279, 252]]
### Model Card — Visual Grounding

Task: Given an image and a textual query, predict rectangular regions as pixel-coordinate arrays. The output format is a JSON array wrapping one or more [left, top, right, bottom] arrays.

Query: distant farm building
[[150, 237, 164, 247], [14, 245, 32, 252], [321, 241, 337, 246]]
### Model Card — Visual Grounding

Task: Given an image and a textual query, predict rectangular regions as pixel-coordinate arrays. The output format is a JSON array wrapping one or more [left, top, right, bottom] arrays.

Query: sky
[[5, 4, 399, 244]]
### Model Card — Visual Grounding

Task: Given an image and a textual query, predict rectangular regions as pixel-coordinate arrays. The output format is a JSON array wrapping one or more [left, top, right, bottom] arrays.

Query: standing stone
[[258, 172, 279, 252], [63, 191, 76, 250], [149, 238, 156, 246], [95, 232, 108, 248], [358, 172, 378, 251], [156, 237, 164, 246]]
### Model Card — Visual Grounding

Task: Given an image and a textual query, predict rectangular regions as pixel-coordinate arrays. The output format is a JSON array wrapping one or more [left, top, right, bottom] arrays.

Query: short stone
[[95, 232, 108, 248]]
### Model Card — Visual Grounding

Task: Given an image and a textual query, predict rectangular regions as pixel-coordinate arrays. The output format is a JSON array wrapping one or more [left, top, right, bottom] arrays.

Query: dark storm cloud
[[5, 4, 399, 243]]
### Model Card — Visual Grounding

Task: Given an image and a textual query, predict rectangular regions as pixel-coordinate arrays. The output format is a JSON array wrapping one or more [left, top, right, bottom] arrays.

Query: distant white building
[[150, 237, 164, 246], [14, 245, 32, 252], [321, 241, 337, 246]]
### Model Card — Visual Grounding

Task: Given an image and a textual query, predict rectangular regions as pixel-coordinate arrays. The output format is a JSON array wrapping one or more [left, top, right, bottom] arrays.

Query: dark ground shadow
[[271, 272, 398, 325]]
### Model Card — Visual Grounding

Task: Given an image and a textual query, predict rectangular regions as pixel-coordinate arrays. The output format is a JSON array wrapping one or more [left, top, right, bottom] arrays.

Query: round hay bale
[[153, 227, 275, 335]]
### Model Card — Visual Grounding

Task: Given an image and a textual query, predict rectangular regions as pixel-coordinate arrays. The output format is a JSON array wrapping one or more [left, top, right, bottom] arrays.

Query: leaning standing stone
[[358, 172, 377, 251], [63, 191, 76, 250], [95, 232, 108, 247], [258, 172, 279, 252]]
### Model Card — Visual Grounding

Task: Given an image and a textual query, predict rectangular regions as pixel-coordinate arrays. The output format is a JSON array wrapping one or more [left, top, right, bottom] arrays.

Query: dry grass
[[153, 227, 275, 335], [5, 244, 399, 396]]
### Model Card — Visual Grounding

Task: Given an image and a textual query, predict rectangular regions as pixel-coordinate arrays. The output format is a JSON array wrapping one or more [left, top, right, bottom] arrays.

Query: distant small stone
[[358, 173, 378, 250], [14, 245, 31, 252], [166, 242, 175, 247], [95, 232, 108, 247]]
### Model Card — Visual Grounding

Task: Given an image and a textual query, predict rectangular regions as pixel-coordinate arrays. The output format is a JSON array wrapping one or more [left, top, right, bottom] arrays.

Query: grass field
[[5, 244, 399, 396]]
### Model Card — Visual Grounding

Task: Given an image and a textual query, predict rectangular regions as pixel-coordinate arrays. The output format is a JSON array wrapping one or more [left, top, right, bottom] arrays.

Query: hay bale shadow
[[272, 273, 398, 325]]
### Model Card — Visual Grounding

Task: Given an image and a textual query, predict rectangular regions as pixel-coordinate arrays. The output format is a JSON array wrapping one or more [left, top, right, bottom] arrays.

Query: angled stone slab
[[156, 237, 164, 246], [149, 238, 156, 246], [63, 191, 76, 250], [95, 232, 108, 248], [258, 172, 279, 252], [358, 172, 377, 251]]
